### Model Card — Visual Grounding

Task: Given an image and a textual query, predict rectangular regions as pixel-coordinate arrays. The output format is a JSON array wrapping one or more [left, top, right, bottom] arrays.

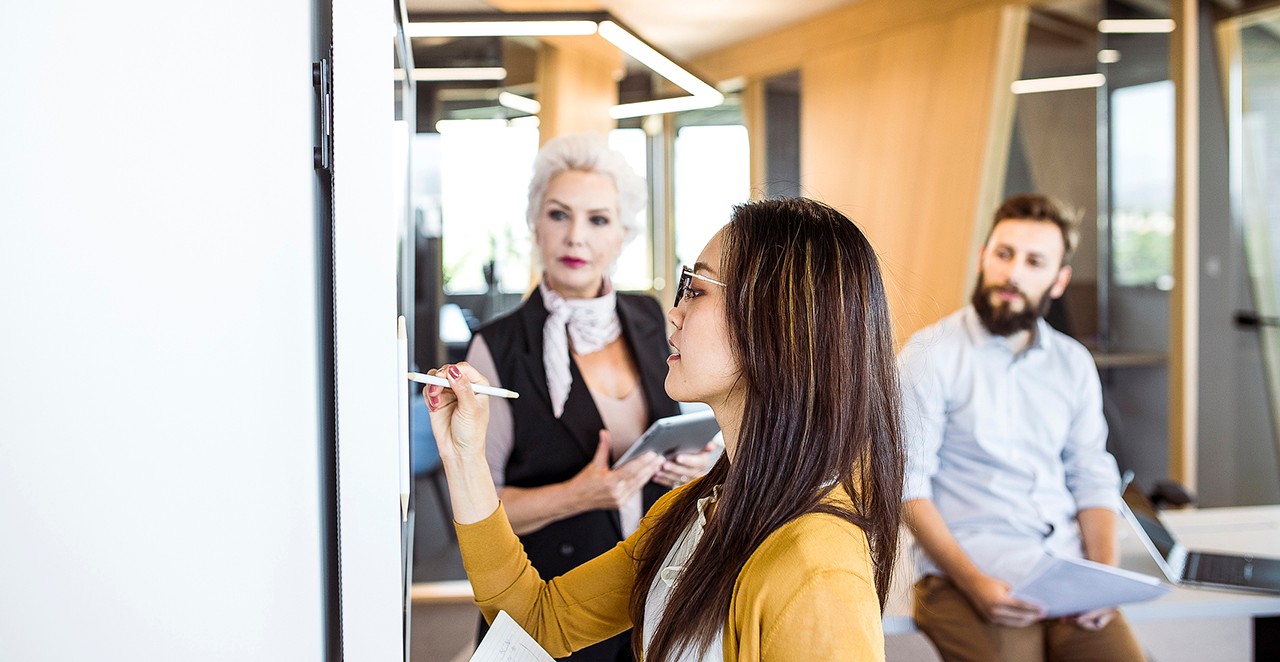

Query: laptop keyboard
[[1189, 552, 1249, 585]]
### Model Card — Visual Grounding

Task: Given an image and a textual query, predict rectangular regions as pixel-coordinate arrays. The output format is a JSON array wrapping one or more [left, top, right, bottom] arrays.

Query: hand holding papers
[[1012, 554, 1171, 618], [470, 611, 554, 662]]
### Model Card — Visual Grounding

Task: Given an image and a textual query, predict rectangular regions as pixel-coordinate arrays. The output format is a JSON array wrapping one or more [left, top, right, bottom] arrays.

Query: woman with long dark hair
[[425, 197, 905, 660], [467, 133, 718, 661]]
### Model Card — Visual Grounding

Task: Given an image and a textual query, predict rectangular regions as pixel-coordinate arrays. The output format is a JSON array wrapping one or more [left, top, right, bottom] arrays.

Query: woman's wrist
[[553, 475, 590, 517], [440, 454, 500, 525], [441, 448, 487, 468]]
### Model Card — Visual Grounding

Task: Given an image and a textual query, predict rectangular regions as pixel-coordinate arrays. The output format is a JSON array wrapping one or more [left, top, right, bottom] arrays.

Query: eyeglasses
[[674, 265, 727, 307]]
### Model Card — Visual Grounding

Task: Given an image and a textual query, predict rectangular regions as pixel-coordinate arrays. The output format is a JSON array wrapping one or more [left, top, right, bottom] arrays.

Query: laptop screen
[[1122, 482, 1180, 563]]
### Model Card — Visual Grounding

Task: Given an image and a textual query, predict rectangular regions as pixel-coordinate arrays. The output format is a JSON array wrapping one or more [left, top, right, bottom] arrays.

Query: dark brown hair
[[989, 193, 1081, 265], [627, 197, 906, 660]]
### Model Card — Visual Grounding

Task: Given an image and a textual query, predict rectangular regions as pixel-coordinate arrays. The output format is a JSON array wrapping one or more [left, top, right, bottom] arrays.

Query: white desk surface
[[884, 504, 1280, 635]]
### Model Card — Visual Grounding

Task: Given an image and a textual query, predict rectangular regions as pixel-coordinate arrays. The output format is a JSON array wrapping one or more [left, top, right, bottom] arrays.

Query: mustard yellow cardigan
[[456, 484, 886, 661]]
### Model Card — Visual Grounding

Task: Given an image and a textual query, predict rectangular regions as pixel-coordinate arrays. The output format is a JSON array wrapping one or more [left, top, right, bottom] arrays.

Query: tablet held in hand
[[612, 409, 721, 469]]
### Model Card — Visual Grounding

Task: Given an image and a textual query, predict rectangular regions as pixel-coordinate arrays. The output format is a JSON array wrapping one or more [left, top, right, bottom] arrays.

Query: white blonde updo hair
[[526, 133, 646, 244]]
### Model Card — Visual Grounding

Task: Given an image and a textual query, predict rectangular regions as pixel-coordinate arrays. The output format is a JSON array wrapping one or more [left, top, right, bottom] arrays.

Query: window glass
[[438, 124, 654, 295], [609, 128, 651, 291], [673, 125, 750, 270], [1111, 80, 1175, 288], [438, 121, 538, 295]]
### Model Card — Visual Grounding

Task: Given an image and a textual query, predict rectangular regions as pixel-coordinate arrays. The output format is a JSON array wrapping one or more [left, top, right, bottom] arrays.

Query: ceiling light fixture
[[594, 20, 723, 118], [497, 91, 542, 115], [1097, 19, 1175, 34], [434, 118, 510, 133], [1011, 73, 1106, 95], [405, 20, 597, 38], [406, 12, 723, 120], [435, 117, 541, 133], [508, 116, 541, 129], [403, 67, 508, 82]]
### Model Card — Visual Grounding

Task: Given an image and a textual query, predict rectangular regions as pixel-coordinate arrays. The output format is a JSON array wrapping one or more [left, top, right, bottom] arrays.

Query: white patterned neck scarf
[[540, 278, 622, 418]]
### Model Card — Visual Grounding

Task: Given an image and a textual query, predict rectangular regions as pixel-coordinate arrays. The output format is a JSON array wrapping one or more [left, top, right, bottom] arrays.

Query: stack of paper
[[471, 611, 555, 662], [1012, 554, 1171, 618]]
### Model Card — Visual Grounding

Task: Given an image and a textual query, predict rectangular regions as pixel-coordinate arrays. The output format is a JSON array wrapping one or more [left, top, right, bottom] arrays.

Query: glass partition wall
[[403, 23, 748, 661], [1096, 0, 1177, 490], [398, 4, 1280, 659], [1233, 8, 1280, 501], [1007, 0, 1207, 494], [672, 105, 750, 272], [1008, 0, 1105, 344]]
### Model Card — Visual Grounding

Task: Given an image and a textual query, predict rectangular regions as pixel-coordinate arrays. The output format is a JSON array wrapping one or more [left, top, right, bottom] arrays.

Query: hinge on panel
[[313, 59, 333, 172]]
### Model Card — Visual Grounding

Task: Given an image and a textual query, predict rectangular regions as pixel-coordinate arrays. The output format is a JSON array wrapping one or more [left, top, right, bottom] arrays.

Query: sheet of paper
[[1012, 554, 1172, 618], [470, 611, 556, 662]]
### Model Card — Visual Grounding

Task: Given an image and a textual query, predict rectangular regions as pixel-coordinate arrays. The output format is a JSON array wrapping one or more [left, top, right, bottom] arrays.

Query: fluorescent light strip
[[610, 95, 723, 119], [498, 91, 541, 115], [596, 21, 717, 97], [435, 119, 509, 133], [408, 67, 507, 82], [435, 117, 540, 132], [407, 17, 724, 118], [597, 20, 723, 118], [404, 20, 597, 38], [1097, 18, 1175, 33], [1011, 73, 1105, 95]]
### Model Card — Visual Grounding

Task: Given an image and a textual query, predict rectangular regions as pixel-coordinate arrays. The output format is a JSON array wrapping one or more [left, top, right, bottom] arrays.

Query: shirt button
[[559, 543, 575, 556]]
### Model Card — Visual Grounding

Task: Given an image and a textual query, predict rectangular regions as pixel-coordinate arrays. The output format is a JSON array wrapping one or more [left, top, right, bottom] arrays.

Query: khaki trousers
[[913, 575, 1146, 662]]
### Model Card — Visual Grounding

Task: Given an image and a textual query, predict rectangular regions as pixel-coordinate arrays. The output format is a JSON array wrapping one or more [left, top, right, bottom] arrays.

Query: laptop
[[1119, 476, 1280, 595]]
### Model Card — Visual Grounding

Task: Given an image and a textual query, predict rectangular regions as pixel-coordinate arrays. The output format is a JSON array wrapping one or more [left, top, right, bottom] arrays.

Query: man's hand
[[958, 574, 1047, 627], [1069, 607, 1117, 631]]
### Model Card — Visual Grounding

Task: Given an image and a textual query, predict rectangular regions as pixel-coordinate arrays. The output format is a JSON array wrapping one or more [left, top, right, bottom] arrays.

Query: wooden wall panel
[[798, 3, 1027, 339], [696, 0, 1029, 83], [741, 78, 768, 200], [536, 36, 621, 143], [1170, 0, 1200, 489]]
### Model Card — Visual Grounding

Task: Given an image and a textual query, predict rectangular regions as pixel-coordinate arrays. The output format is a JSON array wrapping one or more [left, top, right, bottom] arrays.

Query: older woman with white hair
[[464, 132, 718, 662]]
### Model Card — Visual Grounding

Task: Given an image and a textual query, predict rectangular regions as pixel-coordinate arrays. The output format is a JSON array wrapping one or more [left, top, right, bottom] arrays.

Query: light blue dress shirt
[[900, 306, 1122, 585]]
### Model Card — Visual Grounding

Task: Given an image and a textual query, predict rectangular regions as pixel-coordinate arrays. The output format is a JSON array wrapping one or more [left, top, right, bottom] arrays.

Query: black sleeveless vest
[[473, 288, 680, 580]]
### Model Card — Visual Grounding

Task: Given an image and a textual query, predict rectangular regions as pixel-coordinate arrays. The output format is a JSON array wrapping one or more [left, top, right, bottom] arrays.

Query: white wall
[[331, 0, 406, 659], [0, 1, 340, 659]]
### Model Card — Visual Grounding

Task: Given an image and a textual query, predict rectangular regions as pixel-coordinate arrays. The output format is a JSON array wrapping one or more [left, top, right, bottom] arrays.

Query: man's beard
[[970, 276, 1054, 337]]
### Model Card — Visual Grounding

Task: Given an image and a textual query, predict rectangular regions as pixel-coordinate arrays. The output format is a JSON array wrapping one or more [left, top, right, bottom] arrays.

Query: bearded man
[[898, 194, 1145, 662]]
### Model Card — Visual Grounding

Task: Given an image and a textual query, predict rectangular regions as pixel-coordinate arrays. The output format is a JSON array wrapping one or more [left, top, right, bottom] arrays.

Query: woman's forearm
[[498, 431, 662, 535], [441, 454, 502, 526], [500, 482, 589, 535]]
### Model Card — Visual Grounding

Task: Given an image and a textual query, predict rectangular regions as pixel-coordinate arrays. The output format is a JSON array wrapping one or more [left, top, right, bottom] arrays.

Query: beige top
[[466, 335, 650, 535], [643, 487, 724, 661]]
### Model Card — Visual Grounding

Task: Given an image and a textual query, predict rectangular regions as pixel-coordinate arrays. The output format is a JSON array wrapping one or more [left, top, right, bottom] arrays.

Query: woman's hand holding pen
[[423, 362, 491, 461], [423, 362, 500, 525]]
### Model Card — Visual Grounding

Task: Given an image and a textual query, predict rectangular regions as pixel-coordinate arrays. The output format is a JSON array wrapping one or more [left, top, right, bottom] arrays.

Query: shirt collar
[[962, 305, 1053, 354], [659, 485, 722, 588]]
